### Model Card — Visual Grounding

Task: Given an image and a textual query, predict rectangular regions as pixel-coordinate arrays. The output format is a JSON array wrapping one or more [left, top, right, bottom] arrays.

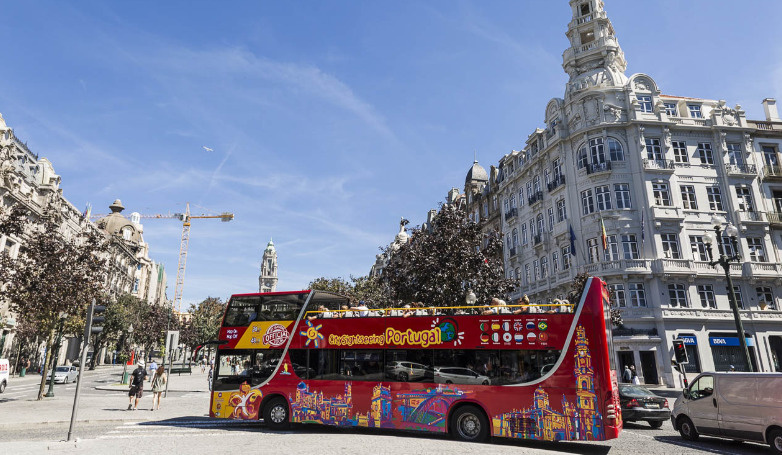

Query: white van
[[0, 359, 9, 393], [672, 372, 782, 454]]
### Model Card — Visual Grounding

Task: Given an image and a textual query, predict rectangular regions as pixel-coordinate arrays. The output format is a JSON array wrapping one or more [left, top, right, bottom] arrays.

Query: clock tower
[[259, 239, 278, 293]]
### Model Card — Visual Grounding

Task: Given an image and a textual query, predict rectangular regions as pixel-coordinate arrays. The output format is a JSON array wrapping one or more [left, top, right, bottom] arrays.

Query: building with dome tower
[[259, 239, 278, 293], [462, 0, 782, 386]]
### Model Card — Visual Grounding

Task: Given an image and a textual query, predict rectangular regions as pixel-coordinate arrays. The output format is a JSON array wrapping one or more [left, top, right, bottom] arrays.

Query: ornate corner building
[[259, 239, 278, 293], [463, 0, 782, 386]]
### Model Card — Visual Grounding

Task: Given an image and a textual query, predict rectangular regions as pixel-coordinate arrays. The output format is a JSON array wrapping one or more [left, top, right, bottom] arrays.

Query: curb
[[94, 386, 208, 393], [0, 417, 153, 428]]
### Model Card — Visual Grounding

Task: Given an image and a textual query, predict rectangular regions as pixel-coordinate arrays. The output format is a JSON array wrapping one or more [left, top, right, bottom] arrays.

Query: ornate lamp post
[[121, 323, 134, 384], [703, 215, 753, 372], [465, 289, 477, 308], [45, 311, 68, 398]]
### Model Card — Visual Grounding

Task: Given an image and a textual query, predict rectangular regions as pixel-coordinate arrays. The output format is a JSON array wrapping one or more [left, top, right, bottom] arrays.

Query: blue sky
[[1, 1, 780, 306]]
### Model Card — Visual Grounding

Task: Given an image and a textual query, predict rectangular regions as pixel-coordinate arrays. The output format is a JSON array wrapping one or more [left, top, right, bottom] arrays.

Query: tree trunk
[[13, 341, 22, 376], [37, 330, 55, 400]]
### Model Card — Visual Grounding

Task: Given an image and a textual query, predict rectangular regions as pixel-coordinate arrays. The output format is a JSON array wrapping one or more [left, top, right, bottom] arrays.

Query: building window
[[577, 145, 588, 169], [587, 238, 600, 264], [662, 233, 681, 259], [529, 219, 536, 237], [608, 138, 624, 161], [628, 283, 647, 307], [688, 104, 703, 118], [503, 198, 510, 214], [533, 259, 540, 280], [726, 143, 744, 165], [697, 285, 716, 308], [735, 186, 755, 212], [610, 284, 626, 307], [536, 213, 545, 234], [557, 199, 567, 222], [581, 189, 595, 215], [718, 233, 735, 258], [690, 235, 709, 261], [696, 143, 714, 165], [645, 138, 664, 160], [604, 235, 619, 261], [652, 182, 671, 206], [533, 175, 541, 194], [672, 141, 688, 163], [544, 169, 551, 188], [512, 228, 519, 248], [524, 264, 530, 285], [614, 183, 632, 209], [664, 102, 678, 116], [526, 182, 533, 201], [732, 285, 744, 309], [707, 186, 724, 211], [621, 234, 639, 259], [637, 95, 653, 113], [518, 187, 525, 208], [483, 203, 488, 218], [668, 284, 688, 307], [552, 252, 559, 273], [521, 224, 528, 245], [595, 185, 612, 210], [589, 138, 606, 164], [747, 237, 767, 262], [510, 194, 517, 209], [680, 185, 698, 210], [561, 246, 571, 270], [756, 286, 776, 310], [541, 257, 548, 279], [762, 145, 779, 166], [547, 207, 555, 231]]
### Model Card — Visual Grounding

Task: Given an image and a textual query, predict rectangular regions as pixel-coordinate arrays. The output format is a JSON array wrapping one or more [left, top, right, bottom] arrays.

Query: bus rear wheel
[[450, 405, 489, 442], [263, 397, 290, 431]]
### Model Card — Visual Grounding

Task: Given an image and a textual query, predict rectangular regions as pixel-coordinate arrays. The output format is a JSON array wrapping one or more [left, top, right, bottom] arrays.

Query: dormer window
[[688, 104, 703, 118], [580, 3, 591, 16]]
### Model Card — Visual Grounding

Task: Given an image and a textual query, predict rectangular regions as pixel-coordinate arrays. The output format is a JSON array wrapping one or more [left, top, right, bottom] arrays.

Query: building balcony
[[762, 165, 782, 181], [504, 208, 517, 221], [725, 163, 757, 176], [612, 327, 659, 337], [528, 191, 544, 206], [737, 210, 768, 225], [508, 246, 518, 258], [668, 117, 712, 127], [742, 262, 782, 279], [643, 158, 676, 172], [532, 234, 543, 246], [693, 261, 741, 275], [651, 258, 695, 276], [547, 176, 566, 193], [768, 212, 782, 226], [586, 161, 612, 175], [650, 206, 685, 221]]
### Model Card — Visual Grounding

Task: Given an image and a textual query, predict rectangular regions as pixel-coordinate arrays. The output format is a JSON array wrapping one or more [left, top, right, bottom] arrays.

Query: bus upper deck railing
[[304, 303, 575, 320]]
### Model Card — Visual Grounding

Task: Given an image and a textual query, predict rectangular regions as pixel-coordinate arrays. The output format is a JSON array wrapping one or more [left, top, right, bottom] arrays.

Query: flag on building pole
[[600, 212, 607, 250], [83, 202, 91, 220], [569, 224, 577, 257]]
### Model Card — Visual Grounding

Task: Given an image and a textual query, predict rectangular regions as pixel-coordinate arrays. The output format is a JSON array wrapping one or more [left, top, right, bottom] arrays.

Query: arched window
[[512, 228, 519, 247], [577, 144, 588, 169], [608, 138, 624, 161]]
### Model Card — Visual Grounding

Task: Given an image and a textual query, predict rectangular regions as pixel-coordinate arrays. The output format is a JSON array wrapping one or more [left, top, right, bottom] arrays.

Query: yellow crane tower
[[91, 202, 234, 313]]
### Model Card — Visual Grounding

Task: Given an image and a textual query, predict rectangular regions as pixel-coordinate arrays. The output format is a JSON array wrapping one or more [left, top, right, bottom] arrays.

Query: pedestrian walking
[[630, 365, 640, 385], [622, 364, 632, 383], [150, 365, 167, 411], [148, 359, 158, 382], [128, 361, 147, 410]]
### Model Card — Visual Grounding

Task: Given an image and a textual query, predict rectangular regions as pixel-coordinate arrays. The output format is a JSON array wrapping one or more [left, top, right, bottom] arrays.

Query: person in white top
[[553, 298, 572, 313], [349, 301, 369, 317]]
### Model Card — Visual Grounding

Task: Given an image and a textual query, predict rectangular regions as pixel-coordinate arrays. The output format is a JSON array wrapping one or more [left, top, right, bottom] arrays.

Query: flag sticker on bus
[[514, 333, 524, 343], [503, 332, 512, 343]]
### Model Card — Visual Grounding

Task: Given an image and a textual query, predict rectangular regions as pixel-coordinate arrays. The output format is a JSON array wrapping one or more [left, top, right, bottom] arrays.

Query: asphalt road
[[0, 367, 774, 454]]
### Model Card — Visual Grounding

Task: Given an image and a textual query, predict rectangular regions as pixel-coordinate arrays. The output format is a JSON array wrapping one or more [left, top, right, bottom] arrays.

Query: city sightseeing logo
[[262, 324, 289, 347], [300, 320, 324, 348]]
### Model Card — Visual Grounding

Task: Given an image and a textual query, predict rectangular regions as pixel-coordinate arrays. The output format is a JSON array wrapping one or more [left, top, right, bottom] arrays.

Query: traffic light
[[89, 303, 107, 334], [673, 339, 689, 365]]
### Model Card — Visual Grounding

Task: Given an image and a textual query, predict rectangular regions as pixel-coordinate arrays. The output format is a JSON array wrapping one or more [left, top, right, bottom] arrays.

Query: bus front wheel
[[450, 405, 489, 442], [263, 397, 290, 431]]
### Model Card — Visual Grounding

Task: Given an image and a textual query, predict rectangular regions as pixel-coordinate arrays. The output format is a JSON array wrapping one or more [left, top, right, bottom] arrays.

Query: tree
[[188, 297, 226, 360], [307, 275, 385, 306], [0, 204, 108, 400], [380, 202, 516, 307], [88, 293, 136, 370]]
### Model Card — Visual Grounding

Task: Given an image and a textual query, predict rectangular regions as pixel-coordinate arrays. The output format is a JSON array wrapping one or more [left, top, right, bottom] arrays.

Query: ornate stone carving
[[638, 126, 646, 150], [604, 104, 622, 123], [634, 78, 650, 91], [584, 97, 600, 126], [663, 127, 672, 149]]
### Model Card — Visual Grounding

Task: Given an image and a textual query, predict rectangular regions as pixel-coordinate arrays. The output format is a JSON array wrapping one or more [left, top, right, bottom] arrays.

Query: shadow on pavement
[[654, 435, 770, 454], [137, 416, 611, 453]]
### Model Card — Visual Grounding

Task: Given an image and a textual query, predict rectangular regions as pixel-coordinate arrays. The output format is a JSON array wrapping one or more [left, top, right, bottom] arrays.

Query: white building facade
[[494, 0, 782, 387]]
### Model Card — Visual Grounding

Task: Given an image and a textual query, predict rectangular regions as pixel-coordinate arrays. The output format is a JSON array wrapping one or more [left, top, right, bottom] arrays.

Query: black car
[[618, 384, 671, 428]]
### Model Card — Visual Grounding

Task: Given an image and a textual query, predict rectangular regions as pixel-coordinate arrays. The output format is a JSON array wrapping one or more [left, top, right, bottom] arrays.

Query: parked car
[[53, 365, 79, 384], [0, 359, 9, 393], [385, 361, 431, 382], [618, 384, 670, 428], [672, 372, 782, 454], [434, 367, 490, 385]]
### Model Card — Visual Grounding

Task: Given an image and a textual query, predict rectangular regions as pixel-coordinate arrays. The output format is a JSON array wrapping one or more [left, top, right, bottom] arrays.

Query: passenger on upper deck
[[349, 301, 370, 317], [554, 298, 572, 313], [482, 298, 510, 315]]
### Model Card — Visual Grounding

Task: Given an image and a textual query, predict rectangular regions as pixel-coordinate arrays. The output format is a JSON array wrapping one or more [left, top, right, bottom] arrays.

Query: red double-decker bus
[[210, 277, 622, 443]]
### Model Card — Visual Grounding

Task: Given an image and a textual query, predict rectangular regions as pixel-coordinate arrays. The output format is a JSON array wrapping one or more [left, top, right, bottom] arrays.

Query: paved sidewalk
[[0, 364, 213, 427]]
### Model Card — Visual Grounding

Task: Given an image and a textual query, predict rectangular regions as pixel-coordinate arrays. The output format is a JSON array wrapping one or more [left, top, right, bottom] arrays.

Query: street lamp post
[[465, 289, 477, 308], [703, 215, 754, 372], [121, 323, 134, 384], [45, 312, 68, 398]]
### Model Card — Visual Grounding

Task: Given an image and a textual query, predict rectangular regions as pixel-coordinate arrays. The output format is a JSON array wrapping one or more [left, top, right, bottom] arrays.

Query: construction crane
[[91, 202, 234, 313]]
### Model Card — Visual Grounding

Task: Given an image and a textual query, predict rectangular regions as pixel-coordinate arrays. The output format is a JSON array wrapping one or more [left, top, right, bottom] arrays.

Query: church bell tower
[[259, 239, 278, 293]]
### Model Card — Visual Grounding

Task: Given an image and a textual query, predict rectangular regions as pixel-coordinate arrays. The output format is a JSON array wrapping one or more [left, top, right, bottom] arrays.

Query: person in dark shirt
[[128, 361, 148, 410]]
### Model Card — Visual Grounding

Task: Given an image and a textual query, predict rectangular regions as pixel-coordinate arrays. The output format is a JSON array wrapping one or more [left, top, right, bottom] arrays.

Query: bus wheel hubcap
[[271, 406, 286, 423], [458, 414, 480, 438]]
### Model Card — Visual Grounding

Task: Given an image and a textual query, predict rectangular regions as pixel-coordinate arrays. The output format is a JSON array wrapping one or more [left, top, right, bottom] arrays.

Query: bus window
[[385, 350, 434, 383], [433, 349, 563, 386], [214, 350, 283, 390], [288, 349, 313, 379], [224, 294, 307, 327], [309, 350, 342, 381], [340, 350, 383, 381]]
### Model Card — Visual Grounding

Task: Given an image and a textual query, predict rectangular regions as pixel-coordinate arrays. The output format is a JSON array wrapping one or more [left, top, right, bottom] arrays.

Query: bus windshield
[[223, 293, 309, 326]]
